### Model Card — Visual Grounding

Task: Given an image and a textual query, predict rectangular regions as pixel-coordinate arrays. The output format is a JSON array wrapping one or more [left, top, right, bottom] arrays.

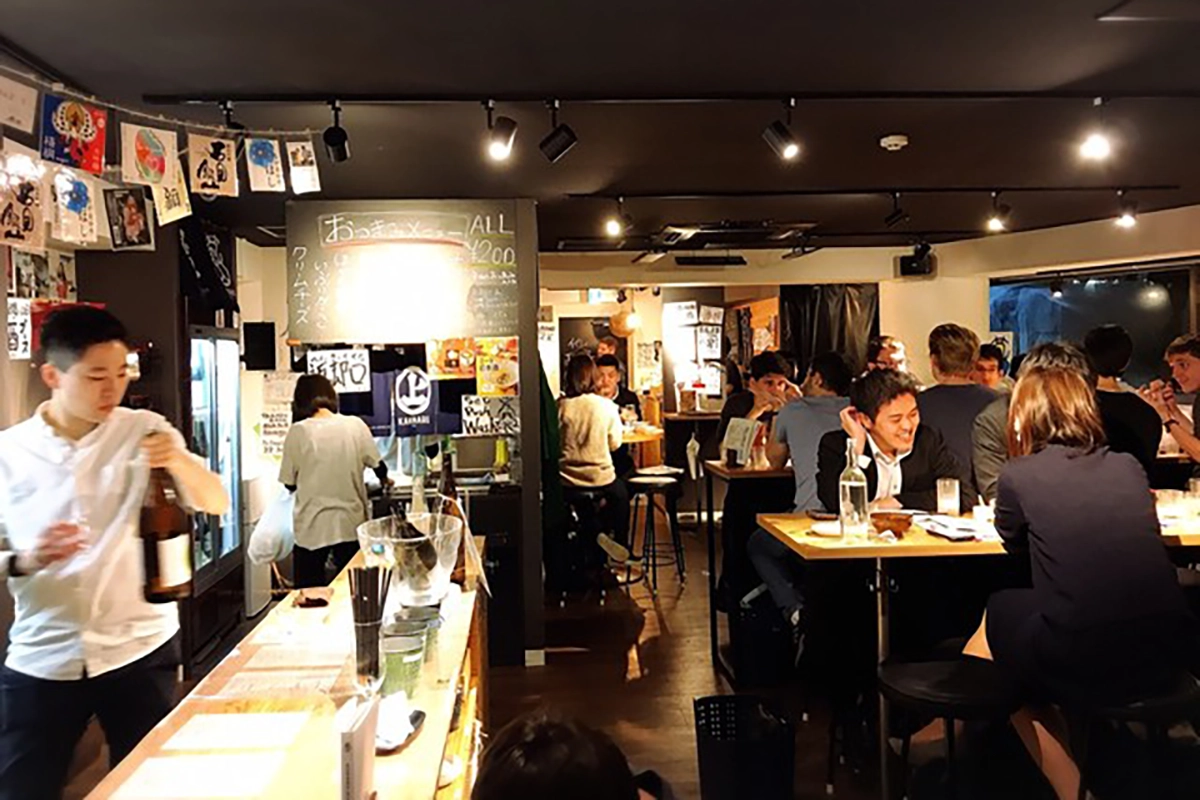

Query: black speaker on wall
[[243, 322, 276, 371], [898, 243, 936, 277]]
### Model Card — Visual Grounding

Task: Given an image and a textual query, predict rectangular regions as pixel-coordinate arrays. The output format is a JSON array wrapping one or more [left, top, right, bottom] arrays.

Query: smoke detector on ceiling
[[880, 134, 910, 152]]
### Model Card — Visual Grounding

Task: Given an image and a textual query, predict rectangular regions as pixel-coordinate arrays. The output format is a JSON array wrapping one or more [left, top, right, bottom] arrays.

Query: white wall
[[878, 276, 991, 385], [235, 240, 289, 485]]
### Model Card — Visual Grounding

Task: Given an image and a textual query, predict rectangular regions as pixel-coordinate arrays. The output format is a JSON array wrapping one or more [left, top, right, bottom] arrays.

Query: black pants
[[293, 540, 360, 588], [0, 635, 180, 800]]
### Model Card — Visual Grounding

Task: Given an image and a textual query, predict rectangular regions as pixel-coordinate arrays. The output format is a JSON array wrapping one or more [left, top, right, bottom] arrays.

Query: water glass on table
[[936, 478, 960, 516]]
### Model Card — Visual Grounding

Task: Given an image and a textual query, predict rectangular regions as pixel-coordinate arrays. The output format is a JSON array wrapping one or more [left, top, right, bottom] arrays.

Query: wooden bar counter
[[87, 547, 488, 800]]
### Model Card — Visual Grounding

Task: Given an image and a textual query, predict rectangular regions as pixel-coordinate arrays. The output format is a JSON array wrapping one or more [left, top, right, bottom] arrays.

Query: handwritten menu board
[[286, 200, 522, 344]]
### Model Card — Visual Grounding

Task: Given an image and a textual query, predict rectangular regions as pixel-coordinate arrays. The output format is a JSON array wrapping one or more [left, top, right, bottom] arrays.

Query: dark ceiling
[[5, 0, 1200, 252]]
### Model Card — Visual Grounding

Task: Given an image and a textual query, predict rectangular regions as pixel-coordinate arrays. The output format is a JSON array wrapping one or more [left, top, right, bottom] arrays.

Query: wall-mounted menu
[[286, 200, 522, 344]]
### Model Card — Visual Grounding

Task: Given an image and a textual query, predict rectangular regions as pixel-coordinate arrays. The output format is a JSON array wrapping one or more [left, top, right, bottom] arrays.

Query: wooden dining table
[[756, 511, 1200, 800]]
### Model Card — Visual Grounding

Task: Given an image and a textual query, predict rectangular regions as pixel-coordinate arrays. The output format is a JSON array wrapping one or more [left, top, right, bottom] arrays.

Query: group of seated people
[[724, 325, 1200, 799]]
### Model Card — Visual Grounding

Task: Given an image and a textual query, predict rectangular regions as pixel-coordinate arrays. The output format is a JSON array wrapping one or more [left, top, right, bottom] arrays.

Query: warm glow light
[[488, 141, 512, 161], [782, 143, 800, 160], [986, 216, 1006, 233], [604, 217, 624, 237], [626, 311, 642, 330], [1079, 132, 1112, 161], [1115, 212, 1137, 229]]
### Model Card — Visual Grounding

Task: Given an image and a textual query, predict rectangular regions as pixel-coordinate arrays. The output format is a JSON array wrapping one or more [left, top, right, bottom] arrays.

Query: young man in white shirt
[[0, 306, 228, 799]]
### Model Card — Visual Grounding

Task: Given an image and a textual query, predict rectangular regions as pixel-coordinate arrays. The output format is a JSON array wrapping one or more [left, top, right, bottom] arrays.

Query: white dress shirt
[[0, 406, 193, 681], [860, 435, 912, 503]]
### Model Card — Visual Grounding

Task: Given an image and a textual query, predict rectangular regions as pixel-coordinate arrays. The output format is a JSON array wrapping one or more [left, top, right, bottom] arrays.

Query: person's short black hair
[[748, 351, 790, 381], [40, 306, 128, 369], [850, 368, 920, 421], [1083, 324, 1134, 378], [472, 712, 638, 800], [809, 352, 853, 396], [595, 354, 621, 370], [292, 373, 339, 422], [978, 343, 1007, 366]]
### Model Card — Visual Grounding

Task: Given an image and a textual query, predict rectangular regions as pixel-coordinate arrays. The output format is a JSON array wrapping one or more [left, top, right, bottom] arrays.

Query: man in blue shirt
[[746, 352, 853, 659]]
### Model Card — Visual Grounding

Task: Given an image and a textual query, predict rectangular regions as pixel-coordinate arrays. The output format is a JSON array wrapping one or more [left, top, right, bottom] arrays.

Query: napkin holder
[[337, 695, 381, 800]]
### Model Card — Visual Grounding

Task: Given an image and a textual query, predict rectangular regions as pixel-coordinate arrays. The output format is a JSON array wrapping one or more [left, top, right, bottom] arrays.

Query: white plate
[[810, 520, 842, 537]]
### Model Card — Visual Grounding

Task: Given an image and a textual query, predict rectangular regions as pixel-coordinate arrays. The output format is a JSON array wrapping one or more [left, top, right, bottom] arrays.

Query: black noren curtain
[[779, 284, 880, 378]]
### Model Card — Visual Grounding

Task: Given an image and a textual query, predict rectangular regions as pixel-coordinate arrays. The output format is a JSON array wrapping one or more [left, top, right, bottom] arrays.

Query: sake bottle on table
[[839, 438, 869, 539]]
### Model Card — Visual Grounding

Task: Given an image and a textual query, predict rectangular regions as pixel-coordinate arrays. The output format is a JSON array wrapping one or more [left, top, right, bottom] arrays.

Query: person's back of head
[[1018, 341, 1095, 388], [472, 712, 639, 800], [1083, 324, 1134, 379], [565, 354, 599, 398], [292, 373, 339, 422], [928, 323, 980, 380], [1008, 365, 1106, 457], [807, 352, 853, 397]]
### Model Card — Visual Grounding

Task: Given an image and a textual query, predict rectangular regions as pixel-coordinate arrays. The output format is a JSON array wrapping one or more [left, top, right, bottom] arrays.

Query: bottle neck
[[845, 438, 856, 466]]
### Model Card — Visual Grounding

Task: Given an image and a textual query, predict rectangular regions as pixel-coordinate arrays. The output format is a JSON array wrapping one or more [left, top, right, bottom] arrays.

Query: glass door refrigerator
[[185, 326, 243, 667]]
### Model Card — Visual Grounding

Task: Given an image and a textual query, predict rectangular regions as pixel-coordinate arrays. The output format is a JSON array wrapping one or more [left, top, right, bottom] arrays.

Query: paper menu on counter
[[164, 712, 310, 751], [244, 645, 349, 671], [205, 669, 341, 698], [111, 752, 286, 799]]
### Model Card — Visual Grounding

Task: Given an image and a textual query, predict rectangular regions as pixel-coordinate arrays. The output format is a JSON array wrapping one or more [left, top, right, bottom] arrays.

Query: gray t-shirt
[[774, 396, 850, 511], [280, 414, 382, 550]]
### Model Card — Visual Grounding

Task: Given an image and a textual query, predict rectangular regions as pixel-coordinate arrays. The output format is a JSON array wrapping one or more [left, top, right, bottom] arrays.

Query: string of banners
[[0, 67, 323, 251]]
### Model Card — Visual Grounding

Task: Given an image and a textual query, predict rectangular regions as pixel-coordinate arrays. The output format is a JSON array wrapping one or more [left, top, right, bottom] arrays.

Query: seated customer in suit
[[817, 368, 971, 513], [962, 363, 1198, 800]]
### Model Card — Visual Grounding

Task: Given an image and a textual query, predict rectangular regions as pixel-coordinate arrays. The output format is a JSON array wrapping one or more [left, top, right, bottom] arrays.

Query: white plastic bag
[[248, 488, 295, 564]]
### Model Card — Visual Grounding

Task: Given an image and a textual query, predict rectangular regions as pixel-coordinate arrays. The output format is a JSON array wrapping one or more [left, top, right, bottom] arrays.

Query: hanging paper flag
[[0, 173, 45, 251], [103, 187, 155, 250], [120, 122, 177, 186], [39, 94, 107, 175], [187, 134, 238, 197], [150, 162, 192, 226], [246, 138, 286, 192], [0, 74, 38, 134], [52, 169, 98, 244], [8, 297, 32, 359], [286, 140, 321, 194]]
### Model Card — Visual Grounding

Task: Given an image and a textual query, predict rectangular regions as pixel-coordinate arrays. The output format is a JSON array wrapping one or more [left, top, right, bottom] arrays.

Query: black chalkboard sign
[[285, 200, 522, 344]]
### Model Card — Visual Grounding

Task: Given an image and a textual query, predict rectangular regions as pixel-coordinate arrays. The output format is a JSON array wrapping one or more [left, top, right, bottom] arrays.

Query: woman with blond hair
[[962, 360, 1197, 799]]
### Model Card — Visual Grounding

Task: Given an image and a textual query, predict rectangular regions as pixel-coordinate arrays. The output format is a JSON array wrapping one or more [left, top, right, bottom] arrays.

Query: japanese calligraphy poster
[[103, 187, 154, 250], [39, 94, 106, 175], [246, 139, 286, 193], [1, 175, 45, 251], [286, 140, 320, 194], [120, 122, 177, 186], [461, 395, 520, 436], [52, 169, 98, 244], [187, 134, 238, 197], [0, 74, 38, 134], [150, 164, 192, 226], [305, 349, 370, 393], [7, 297, 31, 359], [476, 337, 520, 397]]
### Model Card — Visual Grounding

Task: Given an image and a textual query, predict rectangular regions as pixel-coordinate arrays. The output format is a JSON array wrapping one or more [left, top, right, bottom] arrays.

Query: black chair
[[878, 659, 1021, 799], [694, 694, 795, 800], [628, 475, 685, 595], [555, 486, 612, 607], [1072, 670, 1200, 800]]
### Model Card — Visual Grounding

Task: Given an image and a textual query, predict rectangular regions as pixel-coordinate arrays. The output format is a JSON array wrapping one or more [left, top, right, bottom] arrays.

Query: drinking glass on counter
[[937, 478, 960, 516]]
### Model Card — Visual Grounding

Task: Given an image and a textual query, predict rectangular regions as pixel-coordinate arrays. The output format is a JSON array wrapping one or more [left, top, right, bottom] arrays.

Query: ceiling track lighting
[[986, 191, 1012, 233], [538, 99, 578, 163], [323, 100, 351, 163], [1079, 96, 1113, 161], [763, 98, 800, 161], [485, 100, 518, 162], [220, 100, 246, 134], [604, 196, 632, 238], [884, 192, 909, 228], [1115, 189, 1138, 228]]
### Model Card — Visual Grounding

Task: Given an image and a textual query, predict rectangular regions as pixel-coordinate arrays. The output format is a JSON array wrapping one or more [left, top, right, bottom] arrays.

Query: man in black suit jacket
[[817, 369, 971, 513]]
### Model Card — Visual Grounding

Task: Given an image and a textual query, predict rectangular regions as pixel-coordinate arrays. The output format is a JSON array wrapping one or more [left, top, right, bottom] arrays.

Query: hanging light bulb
[[1079, 97, 1113, 161], [1114, 190, 1138, 229], [986, 191, 1011, 233]]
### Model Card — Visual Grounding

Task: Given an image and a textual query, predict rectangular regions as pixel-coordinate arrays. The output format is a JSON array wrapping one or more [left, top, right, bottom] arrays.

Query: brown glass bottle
[[140, 468, 193, 603]]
